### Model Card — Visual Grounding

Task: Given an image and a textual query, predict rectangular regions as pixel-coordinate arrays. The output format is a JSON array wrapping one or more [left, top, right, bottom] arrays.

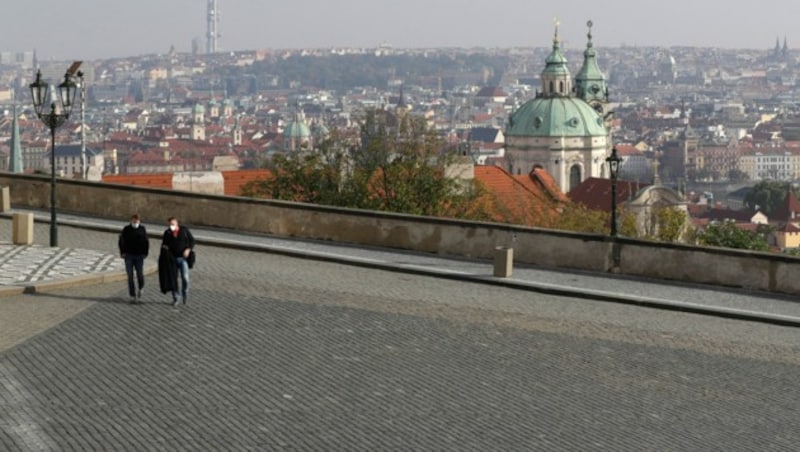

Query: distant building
[[48, 145, 104, 179], [505, 21, 610, 193], [739, 148, 800, 181], [615, 144, 650, 182]]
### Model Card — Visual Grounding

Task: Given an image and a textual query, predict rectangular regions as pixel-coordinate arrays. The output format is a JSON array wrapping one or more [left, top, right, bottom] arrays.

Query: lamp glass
[[606, 148, 621, 179], [29, 71, 49, 116], [58, 73, 78, 116]]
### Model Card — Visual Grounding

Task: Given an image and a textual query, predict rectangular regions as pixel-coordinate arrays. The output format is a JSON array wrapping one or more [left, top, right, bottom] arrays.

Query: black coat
[[119, 224, 150, 256], [158, 246, 178, 294], [161, 226, 195, 258]]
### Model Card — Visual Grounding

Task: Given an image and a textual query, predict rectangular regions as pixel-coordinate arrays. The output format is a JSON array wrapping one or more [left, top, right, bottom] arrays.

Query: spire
[[575, 20, 608, 110], [653, 153, 661, 185], [9, 105, 23, 173], [397, 84, 407, 109]]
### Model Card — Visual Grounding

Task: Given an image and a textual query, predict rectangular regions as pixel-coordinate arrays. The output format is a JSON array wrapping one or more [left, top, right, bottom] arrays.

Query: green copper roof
[[284, 120, 311, 139], [506, 96, 607, 137], [542, 31, 570, 77]]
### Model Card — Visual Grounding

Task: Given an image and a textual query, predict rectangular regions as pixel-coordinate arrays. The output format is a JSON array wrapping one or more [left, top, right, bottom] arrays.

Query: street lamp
[[605, 147, 622, 237], [30, 69, 78, 247]]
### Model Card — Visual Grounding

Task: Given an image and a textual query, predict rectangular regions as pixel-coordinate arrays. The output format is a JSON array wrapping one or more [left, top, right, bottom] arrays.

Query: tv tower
[[206, 0, 221, 54]]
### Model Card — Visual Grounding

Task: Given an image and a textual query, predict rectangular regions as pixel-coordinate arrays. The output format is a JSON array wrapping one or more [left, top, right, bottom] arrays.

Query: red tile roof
[[773, 189, 800, 222], [474, 165, 566, 226], [103, 173, 173, 190], [102, 169, 273, 197], [568, 177, 649, 212], [221, 169, 272, 196]]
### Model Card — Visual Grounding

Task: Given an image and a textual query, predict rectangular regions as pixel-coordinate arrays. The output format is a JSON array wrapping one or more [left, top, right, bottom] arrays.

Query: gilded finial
[[553, 17, 561, 46]]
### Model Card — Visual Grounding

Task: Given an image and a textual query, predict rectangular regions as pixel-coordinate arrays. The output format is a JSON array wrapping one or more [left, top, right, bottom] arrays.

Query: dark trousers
[[124, 254, 145, 296]]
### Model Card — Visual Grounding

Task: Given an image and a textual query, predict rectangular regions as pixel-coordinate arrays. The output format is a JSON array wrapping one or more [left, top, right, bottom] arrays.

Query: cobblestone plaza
[[2, 222, 800, 450]]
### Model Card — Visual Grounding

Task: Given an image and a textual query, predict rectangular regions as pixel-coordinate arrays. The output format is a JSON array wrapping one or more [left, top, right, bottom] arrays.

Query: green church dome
[[284, 120, 311, 139], [506, 96, 606, 138]]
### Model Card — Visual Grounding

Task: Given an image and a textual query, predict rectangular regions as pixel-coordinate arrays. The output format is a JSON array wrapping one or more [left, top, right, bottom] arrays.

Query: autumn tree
[[649, 206, 691, 242], [550, 203, 606, 233]]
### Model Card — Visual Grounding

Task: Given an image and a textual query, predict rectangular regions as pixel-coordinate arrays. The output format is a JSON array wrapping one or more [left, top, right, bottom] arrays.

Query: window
[[569, 164, 581, 191]]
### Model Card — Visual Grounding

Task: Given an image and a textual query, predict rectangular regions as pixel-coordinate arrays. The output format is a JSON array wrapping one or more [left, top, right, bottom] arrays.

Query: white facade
[[739, 151, 800, 181]]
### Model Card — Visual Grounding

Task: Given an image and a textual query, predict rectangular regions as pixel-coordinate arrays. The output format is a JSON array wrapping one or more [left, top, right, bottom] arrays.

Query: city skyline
[[4, 0, 800, 61]]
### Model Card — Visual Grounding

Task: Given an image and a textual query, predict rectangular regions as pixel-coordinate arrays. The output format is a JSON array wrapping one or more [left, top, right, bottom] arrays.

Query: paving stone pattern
[[0, 243, 122, 285], [1, 225, 800, 450]]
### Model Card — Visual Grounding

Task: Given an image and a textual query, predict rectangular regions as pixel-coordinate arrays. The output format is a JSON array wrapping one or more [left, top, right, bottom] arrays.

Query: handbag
[[187, 250, 196, 269]]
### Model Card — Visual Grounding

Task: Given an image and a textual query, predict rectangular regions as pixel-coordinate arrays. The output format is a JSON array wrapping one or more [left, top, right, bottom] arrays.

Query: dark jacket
[[119, 224, 149, 256], [158, 246, 178, 293], [161, 226, 195, 258]]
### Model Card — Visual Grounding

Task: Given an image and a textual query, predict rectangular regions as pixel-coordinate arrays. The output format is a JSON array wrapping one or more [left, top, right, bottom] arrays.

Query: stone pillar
[[12, 212, 34, 245], [0, 186, 9, 212], [493, 246, 513, 278]]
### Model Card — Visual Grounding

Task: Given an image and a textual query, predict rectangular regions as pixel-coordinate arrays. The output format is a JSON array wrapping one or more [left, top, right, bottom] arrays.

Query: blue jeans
[[124, 254, 145, 297], [173, 257, 190, 300]]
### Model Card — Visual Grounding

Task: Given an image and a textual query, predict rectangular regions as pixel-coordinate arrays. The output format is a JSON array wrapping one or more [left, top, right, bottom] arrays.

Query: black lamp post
[[30, 69, 78, 247], [606, 147, 622, 237]]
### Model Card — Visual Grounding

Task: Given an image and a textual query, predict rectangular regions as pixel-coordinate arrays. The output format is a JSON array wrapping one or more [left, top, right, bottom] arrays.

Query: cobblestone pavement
[[2, 224, 800, 450], [0, 242, 121, 285]]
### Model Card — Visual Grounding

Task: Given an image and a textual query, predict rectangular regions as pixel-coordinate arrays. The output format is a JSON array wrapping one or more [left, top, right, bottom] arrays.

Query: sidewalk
[[3, 209, 800, 327]]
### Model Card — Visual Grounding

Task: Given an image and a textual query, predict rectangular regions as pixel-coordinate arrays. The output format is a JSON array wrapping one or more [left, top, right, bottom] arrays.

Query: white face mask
[[131, 222, 140, 229], [169, 224, 177, 231]]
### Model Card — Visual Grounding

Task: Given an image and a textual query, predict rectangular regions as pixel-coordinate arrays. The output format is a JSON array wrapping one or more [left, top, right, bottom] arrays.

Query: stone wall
[[2, 173, 798, 295]]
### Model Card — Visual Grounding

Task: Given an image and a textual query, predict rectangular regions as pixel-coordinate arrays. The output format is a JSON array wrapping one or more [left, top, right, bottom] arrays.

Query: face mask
[[131, 222, 140, 229], [169, 224, 177, 231]]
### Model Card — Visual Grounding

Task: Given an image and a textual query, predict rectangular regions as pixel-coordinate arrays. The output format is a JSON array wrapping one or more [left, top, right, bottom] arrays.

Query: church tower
[[574, 20, 608, 113], [283, 105, 311, 151], [232, 115, 242, 146], [191, 103, 206, 141]]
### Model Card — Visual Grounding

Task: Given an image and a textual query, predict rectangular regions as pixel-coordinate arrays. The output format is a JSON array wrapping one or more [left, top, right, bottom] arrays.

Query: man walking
[[119, 213, 149, 304], [161, 217, 195, 306]]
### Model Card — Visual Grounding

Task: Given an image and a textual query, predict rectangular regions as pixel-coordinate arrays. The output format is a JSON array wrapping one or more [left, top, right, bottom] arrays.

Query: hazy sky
[[5, 0, 799, 61]]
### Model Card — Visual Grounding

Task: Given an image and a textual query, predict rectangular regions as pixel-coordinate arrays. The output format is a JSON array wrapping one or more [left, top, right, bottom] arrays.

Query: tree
[[727, 169, 749, 183], [743, 180, 794, 216], [651, 206, 690, 242], [549, 202, 608, 234], [697, 220, 769, 251]]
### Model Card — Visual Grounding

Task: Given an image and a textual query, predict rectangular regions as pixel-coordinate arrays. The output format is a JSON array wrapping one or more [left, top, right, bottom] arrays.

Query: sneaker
[[171, 298, 180, 307], [129, 296, 137, 304], [137, 289, 143, 300], [182, 294, 188, 305]]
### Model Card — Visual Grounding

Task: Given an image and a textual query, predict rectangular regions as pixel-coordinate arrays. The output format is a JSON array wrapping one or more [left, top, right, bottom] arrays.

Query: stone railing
[[2, 173, 799, 295]]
